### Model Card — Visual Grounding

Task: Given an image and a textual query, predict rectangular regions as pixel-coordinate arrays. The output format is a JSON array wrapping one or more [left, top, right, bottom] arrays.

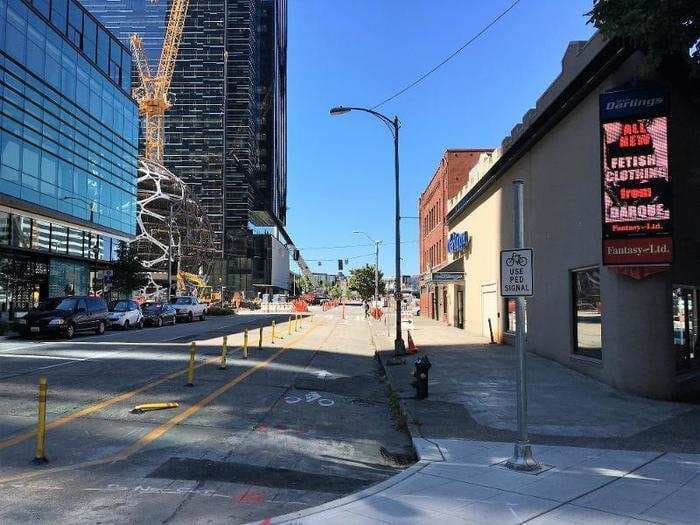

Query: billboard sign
[[600, 88, 672, 265]]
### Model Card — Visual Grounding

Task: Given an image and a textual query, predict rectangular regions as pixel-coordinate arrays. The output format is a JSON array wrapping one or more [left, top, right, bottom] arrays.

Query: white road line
[[0, 359, 85, 379], [0, 353, 88, 360]]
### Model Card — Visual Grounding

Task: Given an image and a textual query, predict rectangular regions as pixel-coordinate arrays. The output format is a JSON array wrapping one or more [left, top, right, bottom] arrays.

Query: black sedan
[[141, 302, 177, 327]]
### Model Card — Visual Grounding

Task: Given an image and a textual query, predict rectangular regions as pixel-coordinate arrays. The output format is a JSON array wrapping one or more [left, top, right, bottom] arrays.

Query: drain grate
[[148, 458, 371, 493]]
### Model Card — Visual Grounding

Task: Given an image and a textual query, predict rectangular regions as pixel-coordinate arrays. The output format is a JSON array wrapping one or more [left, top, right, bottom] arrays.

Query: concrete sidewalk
[[258, 314, 700, 524], [270, 438, 699, 524]]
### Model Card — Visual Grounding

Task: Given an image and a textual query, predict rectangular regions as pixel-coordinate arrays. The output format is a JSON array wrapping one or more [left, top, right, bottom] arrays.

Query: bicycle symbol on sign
[[505, 253, 528, 267], [284, 391, 334, 407]]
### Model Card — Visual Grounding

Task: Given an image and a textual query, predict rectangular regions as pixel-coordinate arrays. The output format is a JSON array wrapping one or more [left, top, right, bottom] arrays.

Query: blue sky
[[286, 0, 596, 278]]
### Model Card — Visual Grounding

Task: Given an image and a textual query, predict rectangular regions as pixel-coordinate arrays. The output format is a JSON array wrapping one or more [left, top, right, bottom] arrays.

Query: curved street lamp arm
[[332, 106, 398, 137]]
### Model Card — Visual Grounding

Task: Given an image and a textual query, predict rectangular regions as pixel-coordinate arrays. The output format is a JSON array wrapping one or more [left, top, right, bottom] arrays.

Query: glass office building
[[0, 0, 139, 313], [85, 0, 288, 296]]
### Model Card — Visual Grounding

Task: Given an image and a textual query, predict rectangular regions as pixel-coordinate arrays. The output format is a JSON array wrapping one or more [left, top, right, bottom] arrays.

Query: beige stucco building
[[441, 35, 699, 400]]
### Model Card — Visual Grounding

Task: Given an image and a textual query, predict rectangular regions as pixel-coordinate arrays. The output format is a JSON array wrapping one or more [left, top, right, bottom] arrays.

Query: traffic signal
[[338, 259, 343, 271], [293, 249, 299, 261]]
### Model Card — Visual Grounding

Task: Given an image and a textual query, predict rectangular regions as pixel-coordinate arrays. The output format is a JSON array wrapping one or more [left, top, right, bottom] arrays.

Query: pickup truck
[[171, 296, 207, 321]]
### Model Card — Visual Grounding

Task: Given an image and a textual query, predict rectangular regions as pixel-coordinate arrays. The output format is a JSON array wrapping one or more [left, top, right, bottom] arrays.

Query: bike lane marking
[[0, 319, 292, 451], [0, 318, 325, 484]]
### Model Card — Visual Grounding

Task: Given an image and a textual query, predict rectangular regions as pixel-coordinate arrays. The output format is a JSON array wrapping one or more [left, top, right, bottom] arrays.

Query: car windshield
[[109, 301, 130, 312], [174, 298, 190, 305], [38, 298, 78, 312], [143, 304, 162, 313]]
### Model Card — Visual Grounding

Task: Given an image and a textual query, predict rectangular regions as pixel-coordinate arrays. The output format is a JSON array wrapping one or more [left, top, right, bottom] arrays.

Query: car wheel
[[200, 313, 206, 321], [137, 319, 144, 329], [171, 316, 176, 325], [95, 321, 105, 335], [65, 323, 75, 339], [123, 320, 130, 330], [187, 312, 193, 322], [157, 317, 163, 328]]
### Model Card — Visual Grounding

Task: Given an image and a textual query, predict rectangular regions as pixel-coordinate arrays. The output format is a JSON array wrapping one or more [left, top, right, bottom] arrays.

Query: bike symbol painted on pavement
[[284, 391, 334, 407]]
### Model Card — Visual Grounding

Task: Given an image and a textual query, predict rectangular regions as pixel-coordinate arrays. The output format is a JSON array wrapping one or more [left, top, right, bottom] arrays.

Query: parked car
[[141, 302, 177, 327], [17, 296, 108, 339], [107, 299, 144, 330], [171, 296, 207, 321]]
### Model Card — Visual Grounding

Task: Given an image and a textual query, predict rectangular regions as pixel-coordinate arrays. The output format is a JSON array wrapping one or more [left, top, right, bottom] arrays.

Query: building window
[[572, 267, 602, 360], [673, 286, 698, 372]]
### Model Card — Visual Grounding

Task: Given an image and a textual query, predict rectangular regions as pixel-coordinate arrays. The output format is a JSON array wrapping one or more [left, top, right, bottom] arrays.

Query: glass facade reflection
[[0, 0, 138, 308], [0, 0, 138, 236]]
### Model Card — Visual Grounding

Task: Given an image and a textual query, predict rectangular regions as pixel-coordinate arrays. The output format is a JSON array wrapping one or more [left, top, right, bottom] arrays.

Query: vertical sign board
[[500, 249, 533, 296], [599, 88, 672, 265]]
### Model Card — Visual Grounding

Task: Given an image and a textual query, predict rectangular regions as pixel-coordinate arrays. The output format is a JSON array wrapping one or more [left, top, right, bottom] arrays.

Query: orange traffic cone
[[407, 330, 418, 354]]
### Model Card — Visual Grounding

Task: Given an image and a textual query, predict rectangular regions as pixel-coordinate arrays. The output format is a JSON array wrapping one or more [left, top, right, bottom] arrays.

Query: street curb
[[260, 461, 431, 524], [369, 318, 445, 463]]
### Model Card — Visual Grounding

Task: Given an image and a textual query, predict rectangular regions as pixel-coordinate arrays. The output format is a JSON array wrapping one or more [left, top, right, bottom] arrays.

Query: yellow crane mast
[[130, 0, 190, 162]]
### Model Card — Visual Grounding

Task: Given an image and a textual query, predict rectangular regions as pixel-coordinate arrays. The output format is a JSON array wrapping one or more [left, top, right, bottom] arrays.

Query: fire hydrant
[[413, 355, 431, 399]]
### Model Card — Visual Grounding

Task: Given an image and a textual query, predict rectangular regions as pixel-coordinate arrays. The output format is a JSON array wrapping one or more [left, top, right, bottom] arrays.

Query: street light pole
[[334, 105, 405, 354]]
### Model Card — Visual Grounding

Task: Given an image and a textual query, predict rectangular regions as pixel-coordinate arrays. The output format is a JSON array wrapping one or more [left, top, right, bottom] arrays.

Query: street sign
[[500, 248, 533, 297], [431, 271, 464, 283]]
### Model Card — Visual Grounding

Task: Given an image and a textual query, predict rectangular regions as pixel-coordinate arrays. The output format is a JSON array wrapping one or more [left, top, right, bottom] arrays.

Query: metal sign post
[[502, 179, 540, 471]]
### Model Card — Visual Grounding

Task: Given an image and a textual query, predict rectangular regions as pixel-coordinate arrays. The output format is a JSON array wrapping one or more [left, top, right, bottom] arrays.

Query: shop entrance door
[[673, 286, 698, 372], [456, 288, 464, 329]]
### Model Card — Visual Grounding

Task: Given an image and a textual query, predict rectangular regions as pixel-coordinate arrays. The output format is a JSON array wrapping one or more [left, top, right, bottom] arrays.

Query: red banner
[[602, 237, 672, 265]]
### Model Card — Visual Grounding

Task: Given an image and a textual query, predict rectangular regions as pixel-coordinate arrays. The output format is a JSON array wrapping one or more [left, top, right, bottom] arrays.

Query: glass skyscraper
[[0, 0, 139, 310], [84, 0, 288, 296]]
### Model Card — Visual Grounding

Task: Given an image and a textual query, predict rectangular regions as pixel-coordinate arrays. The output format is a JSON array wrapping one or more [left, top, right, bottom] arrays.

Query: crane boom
[[129, 0, 190, 163], [155, 0, 190, 99]]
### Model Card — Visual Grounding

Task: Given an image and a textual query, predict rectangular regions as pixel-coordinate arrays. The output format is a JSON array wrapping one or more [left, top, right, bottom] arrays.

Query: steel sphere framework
[[135, 158, 216, 299]]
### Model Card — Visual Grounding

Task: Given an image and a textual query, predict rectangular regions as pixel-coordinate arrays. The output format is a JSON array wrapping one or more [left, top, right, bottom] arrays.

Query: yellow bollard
[[258, 326, 263, 348], [243, 329, 249, 359], [186, 342, 196, 386], [288, 316, 292, 335], [271, 321, 276, 344], [34, 376, 48, 463], [219, 335, 228, 370]]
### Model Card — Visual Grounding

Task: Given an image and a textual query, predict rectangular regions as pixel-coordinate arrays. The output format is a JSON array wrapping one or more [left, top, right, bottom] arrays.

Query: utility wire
[[372, 0, 522, 109], [300, 240, 417, 251]]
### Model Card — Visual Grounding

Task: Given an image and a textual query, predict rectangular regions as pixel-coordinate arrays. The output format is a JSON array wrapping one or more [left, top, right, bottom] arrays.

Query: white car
[[171, 296, 207, 321], [107, 299, 144, 329]]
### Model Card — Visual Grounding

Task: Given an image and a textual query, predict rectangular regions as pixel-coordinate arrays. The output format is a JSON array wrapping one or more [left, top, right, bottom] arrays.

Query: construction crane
[[130, 0, 190, 162]]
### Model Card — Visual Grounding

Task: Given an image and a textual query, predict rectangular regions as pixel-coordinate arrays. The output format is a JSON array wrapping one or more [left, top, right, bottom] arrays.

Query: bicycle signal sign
[[500, 248, 533, 297]]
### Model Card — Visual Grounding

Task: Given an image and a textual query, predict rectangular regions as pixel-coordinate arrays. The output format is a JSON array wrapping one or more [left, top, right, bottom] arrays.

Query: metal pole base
[[506, 442, 540, 471], [394, 338, 406, 355]]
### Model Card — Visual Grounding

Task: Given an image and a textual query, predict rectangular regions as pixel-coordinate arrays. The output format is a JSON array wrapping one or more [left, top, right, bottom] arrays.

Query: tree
[[348, 264, 386, 301], [587, 0, 700, 76], [111, 241, 148, 298]]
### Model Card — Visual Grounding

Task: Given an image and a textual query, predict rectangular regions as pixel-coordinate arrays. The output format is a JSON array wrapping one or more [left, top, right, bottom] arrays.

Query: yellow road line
[[0, 319, 323, 484], [0, 321, 304, 451]]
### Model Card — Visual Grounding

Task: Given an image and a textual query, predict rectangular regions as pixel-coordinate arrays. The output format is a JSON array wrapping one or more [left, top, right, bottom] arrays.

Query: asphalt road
[[0, 306, 413, 524]]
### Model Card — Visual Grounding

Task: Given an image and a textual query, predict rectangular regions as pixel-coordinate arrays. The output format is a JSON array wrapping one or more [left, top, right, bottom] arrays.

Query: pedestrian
[[364, 301, 370, 318]]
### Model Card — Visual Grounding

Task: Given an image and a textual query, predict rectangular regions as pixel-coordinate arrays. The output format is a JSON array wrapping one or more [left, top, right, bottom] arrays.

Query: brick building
[[418, 149, 490, 322]]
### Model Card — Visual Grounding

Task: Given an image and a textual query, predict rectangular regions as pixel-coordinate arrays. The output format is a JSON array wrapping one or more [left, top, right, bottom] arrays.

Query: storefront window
[[32, 219, 51, 251], [67, 228, 84, 257], [505, 298, 528, 334], [673, 287, 698, 372], [11, 215, 32, 248], [0, 212, 10, 246], [51, 224, 68, 254], [572, 267, 602, 359]]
